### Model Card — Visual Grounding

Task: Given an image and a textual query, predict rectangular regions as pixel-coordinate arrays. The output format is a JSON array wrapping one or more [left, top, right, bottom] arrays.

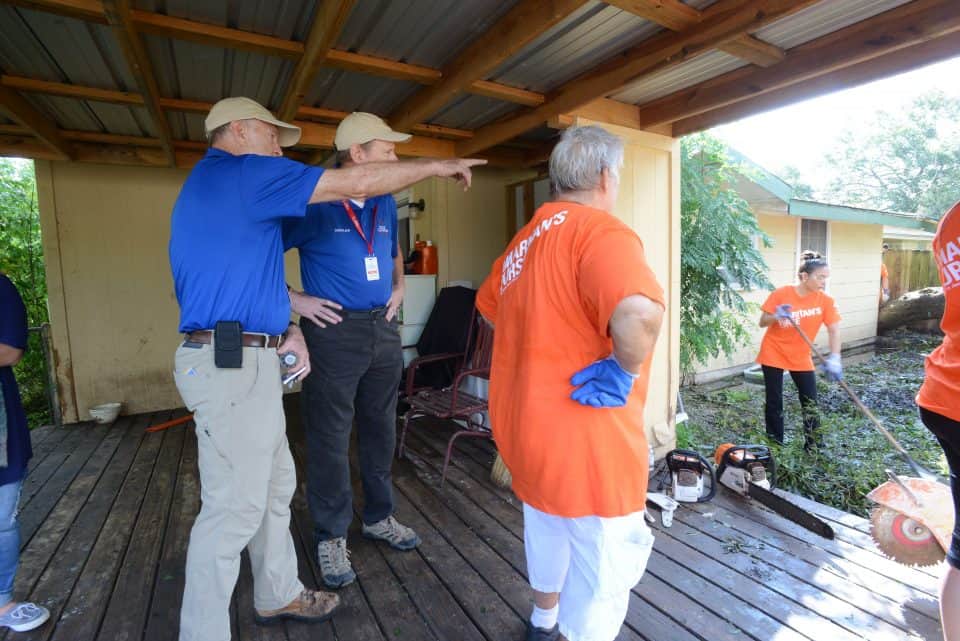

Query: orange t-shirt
[[757, 286, 841, 371], [476, 202, 665, 519], [881, 263, 889, 281], [917, 202, 960, 423]]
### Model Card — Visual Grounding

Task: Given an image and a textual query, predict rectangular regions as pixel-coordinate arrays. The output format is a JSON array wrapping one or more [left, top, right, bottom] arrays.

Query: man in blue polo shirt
[[169, 97, 484, 641], [284, 113, 418, 588], [0, 274, 48, 633]]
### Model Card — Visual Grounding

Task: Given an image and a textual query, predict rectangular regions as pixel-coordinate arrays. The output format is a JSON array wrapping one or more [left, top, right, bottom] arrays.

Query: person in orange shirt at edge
[[757, 250, 842, 451], [880, 243, 891, 305], [916, 201, 960, 641], [476, 125, 665, 641]]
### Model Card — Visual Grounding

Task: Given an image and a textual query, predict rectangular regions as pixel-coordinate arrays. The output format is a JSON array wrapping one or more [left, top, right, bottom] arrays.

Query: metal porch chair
[[397, 308, 494, 487]]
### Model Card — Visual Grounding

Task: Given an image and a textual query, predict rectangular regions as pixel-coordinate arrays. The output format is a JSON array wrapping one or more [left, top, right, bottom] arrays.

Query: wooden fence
[[884, 249, 940, 299]]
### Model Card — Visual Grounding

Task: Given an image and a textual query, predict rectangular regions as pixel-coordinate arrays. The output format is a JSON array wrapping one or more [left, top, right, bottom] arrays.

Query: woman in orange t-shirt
[[757, 251, 842, 449], [916, 202, 960, 641]]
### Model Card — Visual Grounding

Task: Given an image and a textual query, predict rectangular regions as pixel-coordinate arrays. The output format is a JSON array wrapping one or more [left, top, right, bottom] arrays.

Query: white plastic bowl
[[89, 402, 122, 424]]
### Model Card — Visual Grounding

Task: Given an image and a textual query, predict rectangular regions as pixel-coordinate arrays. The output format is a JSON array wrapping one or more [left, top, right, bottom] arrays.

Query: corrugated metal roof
[[134, 0, 316, 41], [611, 49, 746, 105], [753, 0, 913, 51], [0, 0, 953, 150], [334, 0, 518, 68], [488, 2, 657, 94], [612, 0, 914, 107], [304, 68, 419, 116], [430, 94, 518, 131]]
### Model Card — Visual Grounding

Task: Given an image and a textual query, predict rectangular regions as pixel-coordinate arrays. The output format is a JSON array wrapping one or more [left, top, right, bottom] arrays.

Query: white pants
[[524, 503, 654, 641], [174, 344, 304, 641]]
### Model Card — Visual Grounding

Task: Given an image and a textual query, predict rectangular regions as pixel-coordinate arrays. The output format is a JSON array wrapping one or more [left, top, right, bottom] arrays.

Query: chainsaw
[[664, 449, 716, 503], [868, 470, 954, 567], [647, 449, 716, 527], [714, 443, 834, 540]]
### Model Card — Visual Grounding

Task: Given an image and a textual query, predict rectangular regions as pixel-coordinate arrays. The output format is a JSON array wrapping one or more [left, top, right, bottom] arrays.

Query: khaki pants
[[173, 343, 302, 641]]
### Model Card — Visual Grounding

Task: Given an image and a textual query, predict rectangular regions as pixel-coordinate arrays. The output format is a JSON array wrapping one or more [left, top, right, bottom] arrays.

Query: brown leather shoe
[[254, 589, 341, 626]]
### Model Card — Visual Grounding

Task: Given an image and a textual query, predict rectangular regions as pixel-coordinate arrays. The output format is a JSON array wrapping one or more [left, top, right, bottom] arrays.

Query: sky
[[710, 54, 960, 193]]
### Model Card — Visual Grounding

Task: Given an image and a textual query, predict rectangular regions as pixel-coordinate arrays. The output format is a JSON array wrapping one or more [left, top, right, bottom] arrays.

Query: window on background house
[[800, 219, 828, 257]]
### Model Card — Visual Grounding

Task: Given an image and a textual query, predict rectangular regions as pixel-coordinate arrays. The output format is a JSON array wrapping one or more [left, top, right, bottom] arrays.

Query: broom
[[490, 453, 512, 489]]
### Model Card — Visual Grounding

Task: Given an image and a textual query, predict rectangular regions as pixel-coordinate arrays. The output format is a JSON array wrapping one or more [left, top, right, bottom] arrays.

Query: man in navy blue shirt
[[169, 97, 484, 641], [284, 113, 418, 588], [0, 274, 49, 632]]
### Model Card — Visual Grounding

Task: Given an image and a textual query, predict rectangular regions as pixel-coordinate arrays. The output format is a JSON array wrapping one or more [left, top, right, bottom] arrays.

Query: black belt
[[184, 330, 282, 348], [339, 307, 388, 320]]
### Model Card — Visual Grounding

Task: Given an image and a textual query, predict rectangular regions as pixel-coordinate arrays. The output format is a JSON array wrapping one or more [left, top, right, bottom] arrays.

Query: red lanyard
[[342, 200, 378, 256]]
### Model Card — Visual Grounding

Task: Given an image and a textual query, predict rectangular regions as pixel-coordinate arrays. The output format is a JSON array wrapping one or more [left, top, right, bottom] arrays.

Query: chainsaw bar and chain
[[747, 483, 835, 540]]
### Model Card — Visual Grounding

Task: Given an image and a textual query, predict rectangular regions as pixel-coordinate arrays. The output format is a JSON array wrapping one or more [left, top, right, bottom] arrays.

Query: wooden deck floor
[[3, 399, 945, 641]]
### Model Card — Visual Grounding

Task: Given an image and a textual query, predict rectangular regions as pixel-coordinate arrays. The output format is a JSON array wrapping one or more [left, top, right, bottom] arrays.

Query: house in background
[[692, 150, 937, 384]]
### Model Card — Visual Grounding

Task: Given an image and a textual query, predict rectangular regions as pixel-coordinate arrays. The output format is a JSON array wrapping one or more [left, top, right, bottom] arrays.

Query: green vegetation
[[679, 332, 946, 517], [0, 159, 50, 428], [680, 133, 772, 376]]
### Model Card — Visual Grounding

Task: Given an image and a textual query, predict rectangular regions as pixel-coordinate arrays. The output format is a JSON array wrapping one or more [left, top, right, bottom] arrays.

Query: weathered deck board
[[5, 402, 943, 641]]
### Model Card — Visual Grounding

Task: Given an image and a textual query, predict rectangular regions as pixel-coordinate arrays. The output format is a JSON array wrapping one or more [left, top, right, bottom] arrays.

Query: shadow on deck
[[3, 396, 944, 640]]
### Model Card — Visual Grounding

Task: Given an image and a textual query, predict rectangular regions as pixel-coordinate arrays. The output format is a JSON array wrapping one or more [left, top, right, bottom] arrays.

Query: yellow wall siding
[[36, 160, 188, 422], [694, 216, 883, 380], [409, 167, 536, 288]]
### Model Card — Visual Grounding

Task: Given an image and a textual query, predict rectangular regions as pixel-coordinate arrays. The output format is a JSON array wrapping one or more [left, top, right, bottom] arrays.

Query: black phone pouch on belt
[[214, 320, 243, 368]]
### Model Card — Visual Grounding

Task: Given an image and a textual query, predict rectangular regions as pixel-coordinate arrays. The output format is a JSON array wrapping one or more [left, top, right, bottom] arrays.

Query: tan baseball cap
[[335, 112, 411, 150], [204, 97, 301, 147]]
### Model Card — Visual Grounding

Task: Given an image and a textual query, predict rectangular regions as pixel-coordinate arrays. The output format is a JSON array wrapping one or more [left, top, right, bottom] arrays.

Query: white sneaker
[[362, 515, 420, 551], [316, 537, 356, 588], [0, 602, 50, 632]]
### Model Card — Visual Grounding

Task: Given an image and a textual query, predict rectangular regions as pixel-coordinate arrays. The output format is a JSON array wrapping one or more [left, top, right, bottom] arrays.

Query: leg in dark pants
[[355, 317, 402, 526], [919, 407, 960, 570], [762, 365, 785, 443], [789, 370, 820, 450], [300, 318, 372, 542]]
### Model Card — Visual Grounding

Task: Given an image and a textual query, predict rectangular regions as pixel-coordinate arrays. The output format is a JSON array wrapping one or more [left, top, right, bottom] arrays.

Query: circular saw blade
[[870, 506, 945, 567]]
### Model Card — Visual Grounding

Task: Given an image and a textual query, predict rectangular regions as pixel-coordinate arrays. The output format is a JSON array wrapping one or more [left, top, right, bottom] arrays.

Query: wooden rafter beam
[[5, 0, 546, 107], [635, 0, 960, 130], [671, 27, 960, 136], [0, 130, 530, 168], [277, 0, 356, 121], [389, 0, 587, 132], [551, 98, 672, 136], [3, 0, 106, 23], [605, 0, 785, 66], [101, 0, 175, 165], [1, 74, 141, 104], [0, 74, 477, 140], [457, 0, 819, 156], [0, 85, 72, 159]]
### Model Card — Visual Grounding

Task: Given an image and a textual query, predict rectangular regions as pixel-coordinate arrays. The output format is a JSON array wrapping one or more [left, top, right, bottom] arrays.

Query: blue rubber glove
[[570, 355, 639, 408], [773, 304, 793, 320], [822, 352, 843, 382]]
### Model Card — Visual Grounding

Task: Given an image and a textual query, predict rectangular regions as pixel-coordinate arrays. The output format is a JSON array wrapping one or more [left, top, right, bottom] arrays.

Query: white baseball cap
[[335, 112, 411, 150], [205, 97, 301, 147]]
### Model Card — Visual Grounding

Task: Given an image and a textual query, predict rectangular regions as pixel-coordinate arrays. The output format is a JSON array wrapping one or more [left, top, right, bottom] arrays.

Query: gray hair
[[334, 140, 376, 166], [549, 125, 624, 194]]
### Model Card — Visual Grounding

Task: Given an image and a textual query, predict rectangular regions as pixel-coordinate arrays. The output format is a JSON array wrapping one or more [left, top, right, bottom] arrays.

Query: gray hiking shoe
[[316, 537, 356, 588], [0, 602, 50, 632], [362, 515, 420, 550], [525, 623, 560, 641]]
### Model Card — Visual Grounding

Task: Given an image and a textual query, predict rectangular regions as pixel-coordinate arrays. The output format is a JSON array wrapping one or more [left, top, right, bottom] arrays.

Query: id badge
[[364, 255, 380, 281]]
